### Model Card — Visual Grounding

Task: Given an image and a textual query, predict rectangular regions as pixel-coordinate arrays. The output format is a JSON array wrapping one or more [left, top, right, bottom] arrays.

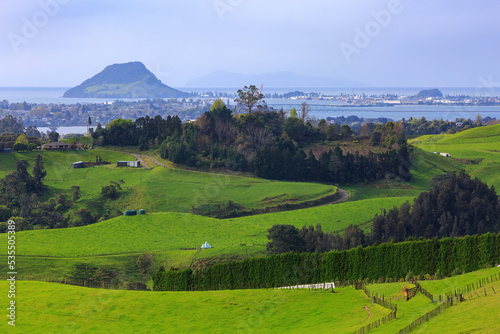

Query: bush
[[405, 270, 414, 282], [101, 185, 117, 199]]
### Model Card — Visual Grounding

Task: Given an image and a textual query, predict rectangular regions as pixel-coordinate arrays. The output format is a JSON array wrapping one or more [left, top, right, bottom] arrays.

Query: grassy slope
[[367, 267, 500, 333], [410, 123, 500, 189], [0, 149, 336, 217], [366, 282, 438, 334], [412, 280, 500, 333], [0, 282, 390, 334], [2, 197, 411, 258]]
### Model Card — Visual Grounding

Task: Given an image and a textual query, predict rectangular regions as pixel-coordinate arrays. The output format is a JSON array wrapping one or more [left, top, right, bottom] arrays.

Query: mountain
[[184, 70, 365, 88], [63, 62, 187, 98], [416, 88, 443, 98]]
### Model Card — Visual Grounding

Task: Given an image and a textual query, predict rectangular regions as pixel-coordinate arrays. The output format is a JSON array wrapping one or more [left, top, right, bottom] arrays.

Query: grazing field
[[0, 281, 390, 334], [366, 267, 500, 333], [412, 280, 500, 333], [0, 196, 412, 283], [2, 197, 412, 258], [411, 123, 500, 189], [0, 149, 337, 217]]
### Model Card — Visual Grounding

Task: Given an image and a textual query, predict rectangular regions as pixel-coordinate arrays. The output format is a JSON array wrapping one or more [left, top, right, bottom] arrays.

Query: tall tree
[[235, 85, 265, 113], [32, 154, 46, 192], [266, 225, 306, 254]]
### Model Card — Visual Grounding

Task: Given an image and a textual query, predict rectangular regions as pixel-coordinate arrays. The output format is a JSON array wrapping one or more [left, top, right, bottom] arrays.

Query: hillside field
[[0, 281, 389, 333], [410, 123, 500, 189], [0, 149, 337, 218], [0, 196, 413, 280]]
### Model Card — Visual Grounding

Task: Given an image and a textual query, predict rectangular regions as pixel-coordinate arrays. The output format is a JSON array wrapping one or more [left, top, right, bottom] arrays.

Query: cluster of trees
[[402, 116, 485, 136], [0, 115, 41, 137], [91, 115, 182, 148], [0, 133, 41, 152], [253, 143, 410, 183], [266, 224, 366, 255], [153, 232, 500, 291], [372, 170, 499, 242]]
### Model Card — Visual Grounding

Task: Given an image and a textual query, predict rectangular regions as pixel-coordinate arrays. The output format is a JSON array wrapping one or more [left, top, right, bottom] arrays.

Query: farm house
[[117, 161, 141, 167]]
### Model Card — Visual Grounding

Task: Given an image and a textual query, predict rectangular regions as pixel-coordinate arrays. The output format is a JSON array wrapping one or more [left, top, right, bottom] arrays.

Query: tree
[[0, 205, 11, 222], [235, 85, 265, 113], [266, 225, 306, 254], [73, 208, 95, 226], [48, 131, 59, 142], [101, 185, 118, 199], [137, 253, 153, 274], [71, 185, 81, 202], [299, 102, 311, 123], [340, 124, 353, 139], [289, 108, 298, 118], [12, 143, 27, 152], [87, 116, 92, 136], [32, 154, 46, 192]]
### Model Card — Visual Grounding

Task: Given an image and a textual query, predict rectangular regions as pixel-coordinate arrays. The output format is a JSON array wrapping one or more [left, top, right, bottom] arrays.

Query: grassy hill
[[0, 281, 389, 333], [0, 149, 337, 218], [410, 123, 500, 189]]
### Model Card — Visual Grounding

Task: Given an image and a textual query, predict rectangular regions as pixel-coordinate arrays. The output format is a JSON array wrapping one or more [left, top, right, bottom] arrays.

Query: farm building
[[117, 161, 141, 167], [42, 142, 69, 150], [440, 153, 451, 157], [71, 161, 85, 168]]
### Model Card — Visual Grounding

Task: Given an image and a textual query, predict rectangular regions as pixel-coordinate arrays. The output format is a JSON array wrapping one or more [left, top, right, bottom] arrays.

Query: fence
[[398, 273, 500, 333], [352, 282, 398, 334]]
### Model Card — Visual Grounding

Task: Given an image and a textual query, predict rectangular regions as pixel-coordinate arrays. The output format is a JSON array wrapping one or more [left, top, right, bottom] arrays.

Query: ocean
[[1, 87, 499, 135]]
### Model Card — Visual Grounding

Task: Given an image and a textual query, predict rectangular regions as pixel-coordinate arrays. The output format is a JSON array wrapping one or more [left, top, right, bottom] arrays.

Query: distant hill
[[184, 70, 365, 88], [416, 88, 443, 98], [63, 62, 188, 98]]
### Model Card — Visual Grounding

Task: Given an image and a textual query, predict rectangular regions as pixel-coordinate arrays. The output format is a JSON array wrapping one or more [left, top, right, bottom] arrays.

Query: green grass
[[0, 197, 412, 282], [366, 267, 500, 333], [365, 282, 441, 333], [0, 282, 390, 333], [412, 279, 500, 333], [1, 197, 411, 259], [411, 123, 500, 189], [419, 267, 500, 295], [0, 149, 336, 218]]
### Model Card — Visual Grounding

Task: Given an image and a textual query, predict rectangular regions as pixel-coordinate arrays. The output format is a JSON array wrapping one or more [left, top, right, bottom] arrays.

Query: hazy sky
[[0, 0, 499, 87]]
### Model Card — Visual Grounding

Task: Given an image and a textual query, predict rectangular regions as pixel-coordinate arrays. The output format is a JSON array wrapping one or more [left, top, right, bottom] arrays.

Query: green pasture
[[411, 123, 500, 188], [0, 149, 336, 218], [413, 280, 500, 333], [0, 282, 389, 334]]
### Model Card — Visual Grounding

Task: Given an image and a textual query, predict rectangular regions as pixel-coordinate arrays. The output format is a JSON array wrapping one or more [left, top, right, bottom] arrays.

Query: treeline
[[372, 170, 499, 242], [152, 232, 500, 291], [91, 100, 410, 183], [266, 224, 367, 255], [253, 143, 410, 183], [91, 115, 182, 147]]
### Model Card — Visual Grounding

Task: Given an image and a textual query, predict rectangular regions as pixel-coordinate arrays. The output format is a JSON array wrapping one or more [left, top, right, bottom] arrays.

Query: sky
[[0, 0, 499, 88]]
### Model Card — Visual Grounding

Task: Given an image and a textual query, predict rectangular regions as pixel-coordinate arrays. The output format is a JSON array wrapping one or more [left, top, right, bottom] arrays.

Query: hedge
[[153, 233, 500, 291]]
